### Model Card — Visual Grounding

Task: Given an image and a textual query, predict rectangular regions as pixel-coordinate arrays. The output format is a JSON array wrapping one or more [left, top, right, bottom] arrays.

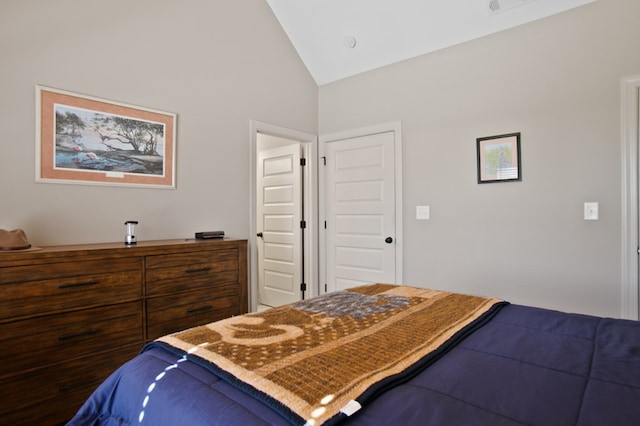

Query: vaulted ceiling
[[266, 0, 595, 86]]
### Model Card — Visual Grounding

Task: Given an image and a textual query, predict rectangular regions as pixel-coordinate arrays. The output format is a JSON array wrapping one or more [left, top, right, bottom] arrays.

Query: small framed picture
[[476, 132, 521, 184]]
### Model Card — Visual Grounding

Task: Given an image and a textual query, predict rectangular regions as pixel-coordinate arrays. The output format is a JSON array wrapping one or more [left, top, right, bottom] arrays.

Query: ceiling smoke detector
[[343, 35, 357, 49], [487, 0, 537, 14]]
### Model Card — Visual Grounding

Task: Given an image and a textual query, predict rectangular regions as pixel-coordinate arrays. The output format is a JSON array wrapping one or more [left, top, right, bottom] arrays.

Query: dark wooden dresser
[[0, 238, 248, 425]]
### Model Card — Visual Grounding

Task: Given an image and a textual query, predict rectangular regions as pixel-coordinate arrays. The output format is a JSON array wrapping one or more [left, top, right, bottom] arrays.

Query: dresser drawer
[[1, 343, 140, 426], [0, 258, 142, 320], [145, 249, 239, 296], [146, 285, 240, 340], [0, 301, 143, 375]]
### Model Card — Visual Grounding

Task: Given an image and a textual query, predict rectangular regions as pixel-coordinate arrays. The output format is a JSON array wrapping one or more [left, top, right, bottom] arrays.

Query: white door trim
[[250, 120, 318, 311], [319, 121, 404, 293], [621, 74, 640, 320]]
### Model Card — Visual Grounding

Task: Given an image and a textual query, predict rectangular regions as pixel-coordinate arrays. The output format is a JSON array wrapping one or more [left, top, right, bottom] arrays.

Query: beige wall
[[319, 0, 640, 318], [0, 0, 317, 245], [2, 0, 637, 318]]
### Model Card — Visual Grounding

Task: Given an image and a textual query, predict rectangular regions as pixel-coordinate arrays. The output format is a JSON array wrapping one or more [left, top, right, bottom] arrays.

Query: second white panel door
[[324, 131, 396, 291]]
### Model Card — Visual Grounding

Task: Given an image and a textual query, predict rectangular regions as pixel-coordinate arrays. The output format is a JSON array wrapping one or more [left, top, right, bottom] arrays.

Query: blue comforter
[[67, 304, 640, 425]]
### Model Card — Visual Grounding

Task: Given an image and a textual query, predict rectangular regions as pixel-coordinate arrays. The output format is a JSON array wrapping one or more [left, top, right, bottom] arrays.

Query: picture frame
[[36, 85, 176, 188], [476, 132, 521, 184]]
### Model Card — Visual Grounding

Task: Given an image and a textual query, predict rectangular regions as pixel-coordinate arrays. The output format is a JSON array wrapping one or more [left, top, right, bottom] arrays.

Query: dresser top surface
[[0, 238, 247, 266]]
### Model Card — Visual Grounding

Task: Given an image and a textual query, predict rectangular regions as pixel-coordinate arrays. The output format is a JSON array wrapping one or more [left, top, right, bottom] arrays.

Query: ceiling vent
[[487, 0, 537, 14]]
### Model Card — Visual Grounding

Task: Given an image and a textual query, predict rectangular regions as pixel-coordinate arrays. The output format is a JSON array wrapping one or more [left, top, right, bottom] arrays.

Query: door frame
[[621, 74, 640, 320], [250, 120, 318, 311], [318, 121, 404, 294]]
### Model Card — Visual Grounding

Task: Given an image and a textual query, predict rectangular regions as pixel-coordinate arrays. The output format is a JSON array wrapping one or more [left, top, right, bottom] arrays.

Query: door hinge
[[324, 220, 327, 229], [324, 283, 327, 292], [300, 158, 306, 166], [300, 220, 306, 229], [301, 282, 307, 292], [321, 156, 326, 166]]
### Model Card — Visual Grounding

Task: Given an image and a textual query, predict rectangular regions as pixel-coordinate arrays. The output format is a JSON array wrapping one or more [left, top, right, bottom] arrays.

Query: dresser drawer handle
[[58, 280, 99, 289], [58, 328, 100, 340], [186, 305, 213, 314], [59, 376, 100, 392], [185, 267, 211, 274]]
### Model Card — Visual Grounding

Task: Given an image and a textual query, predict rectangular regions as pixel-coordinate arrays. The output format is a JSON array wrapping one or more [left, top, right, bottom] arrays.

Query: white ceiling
[[266, 0, 596, 86]]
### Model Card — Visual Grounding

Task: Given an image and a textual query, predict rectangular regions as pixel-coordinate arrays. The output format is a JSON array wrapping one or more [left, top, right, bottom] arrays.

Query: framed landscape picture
[[476, 132, 521, 184], [36, 86, 176, 188]]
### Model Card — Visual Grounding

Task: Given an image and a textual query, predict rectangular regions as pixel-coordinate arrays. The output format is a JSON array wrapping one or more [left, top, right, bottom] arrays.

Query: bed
[[67, 283, 640, 426]]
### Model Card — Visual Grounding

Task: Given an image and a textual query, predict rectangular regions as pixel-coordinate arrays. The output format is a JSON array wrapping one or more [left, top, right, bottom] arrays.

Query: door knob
[[257, 232, 263, 238], [385, 237, 393, 244]]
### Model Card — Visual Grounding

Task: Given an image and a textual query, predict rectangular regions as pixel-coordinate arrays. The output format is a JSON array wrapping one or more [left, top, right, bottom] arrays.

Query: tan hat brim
[[0, 246, 42, 252]]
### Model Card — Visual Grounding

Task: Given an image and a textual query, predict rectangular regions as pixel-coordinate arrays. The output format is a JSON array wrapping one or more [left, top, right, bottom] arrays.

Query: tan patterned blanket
[[157, 284, 506, 425]]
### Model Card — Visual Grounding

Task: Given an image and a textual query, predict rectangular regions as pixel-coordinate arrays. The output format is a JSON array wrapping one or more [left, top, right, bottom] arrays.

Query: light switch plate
[[416, 205, 430, 220], [584, 202, 598, 220]]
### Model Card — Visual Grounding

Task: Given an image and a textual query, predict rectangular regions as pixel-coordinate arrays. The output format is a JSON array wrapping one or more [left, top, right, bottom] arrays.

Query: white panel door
[[324, 131, 396, 291], [257, 144, 302, 306]]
